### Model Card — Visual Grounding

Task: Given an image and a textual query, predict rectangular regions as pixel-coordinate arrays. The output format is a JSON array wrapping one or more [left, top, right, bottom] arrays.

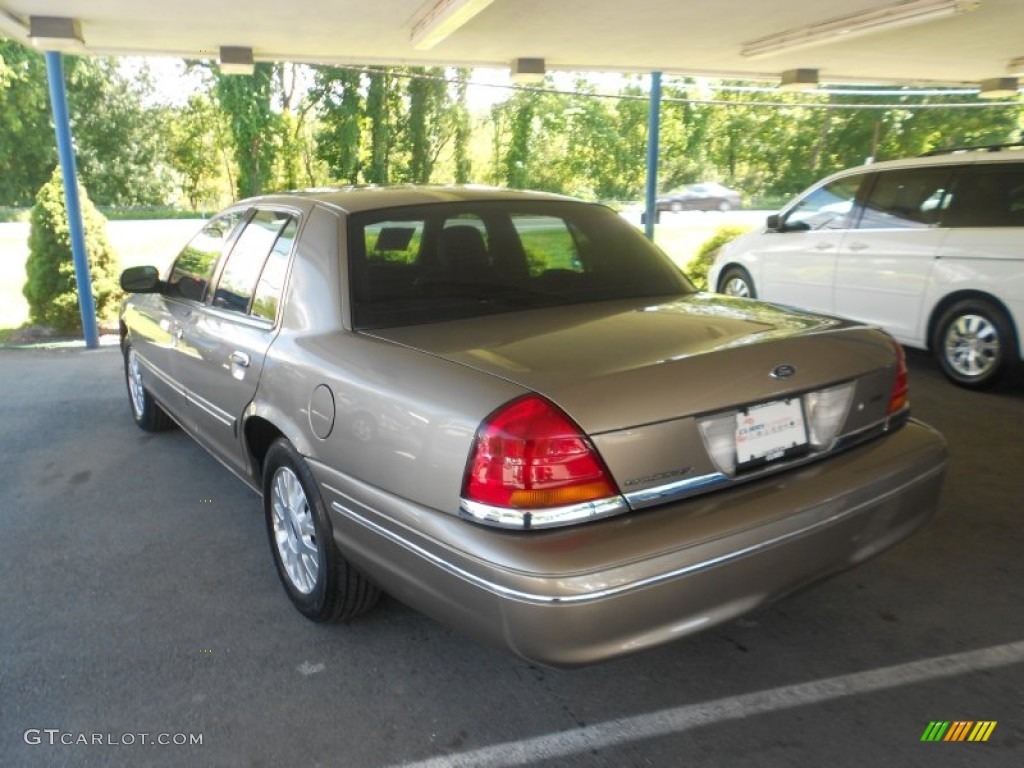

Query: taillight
[[461, 395, 625, 529], [888, 341, 909, 414]]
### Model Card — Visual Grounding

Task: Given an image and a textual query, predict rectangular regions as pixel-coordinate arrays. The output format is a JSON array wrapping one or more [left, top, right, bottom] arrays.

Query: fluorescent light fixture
[[219, 46, 255, 75], [977, 77, 1019, 99], [511, 58, 545, 84], [411, 0, 496, 50], [1007, 57, 1024, 77], [741, 0, 979, 59], [29, 16, 84, 51], [779, 68, 819, 91]]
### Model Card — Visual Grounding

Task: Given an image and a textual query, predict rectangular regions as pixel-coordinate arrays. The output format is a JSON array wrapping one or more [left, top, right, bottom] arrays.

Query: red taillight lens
[[888, 341, 909, 414], [463, 395, 619, 509]]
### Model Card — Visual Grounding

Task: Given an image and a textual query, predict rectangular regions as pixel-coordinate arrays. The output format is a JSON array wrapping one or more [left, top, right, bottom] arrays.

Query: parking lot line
[[394, 640, 1024, 768]]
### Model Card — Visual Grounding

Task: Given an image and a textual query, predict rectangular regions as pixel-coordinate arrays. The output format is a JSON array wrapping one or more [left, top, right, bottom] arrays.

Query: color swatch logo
[[921, 721, 997, 742]]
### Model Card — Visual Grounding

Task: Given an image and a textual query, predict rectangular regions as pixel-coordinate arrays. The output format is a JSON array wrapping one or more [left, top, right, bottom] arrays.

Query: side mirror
[[120, 265, 162, 293], [766, 214, 781, 231]]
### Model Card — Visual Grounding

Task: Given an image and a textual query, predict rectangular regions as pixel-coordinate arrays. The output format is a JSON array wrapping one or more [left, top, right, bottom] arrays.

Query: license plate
[[735, 398, 808, 469]]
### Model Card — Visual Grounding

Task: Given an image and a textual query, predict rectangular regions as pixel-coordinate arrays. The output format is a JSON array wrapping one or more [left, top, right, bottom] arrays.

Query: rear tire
[[123, 344, 174, 432], [263, 439, 380, 622], [718, 266, 757, 299], [933, 299, 1016, 389]]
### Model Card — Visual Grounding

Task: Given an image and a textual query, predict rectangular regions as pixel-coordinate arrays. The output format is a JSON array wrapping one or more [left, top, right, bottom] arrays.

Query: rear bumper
[[314, 420, 946, 667]]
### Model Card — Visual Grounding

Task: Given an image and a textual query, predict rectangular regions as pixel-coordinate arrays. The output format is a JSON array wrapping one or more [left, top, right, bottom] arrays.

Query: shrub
[[23, 167, 121, 331], [684, 224, 753, 291]]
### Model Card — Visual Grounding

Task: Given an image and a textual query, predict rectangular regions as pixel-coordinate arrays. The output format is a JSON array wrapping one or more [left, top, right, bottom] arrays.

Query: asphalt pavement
[[1, 344, 1022, 767]]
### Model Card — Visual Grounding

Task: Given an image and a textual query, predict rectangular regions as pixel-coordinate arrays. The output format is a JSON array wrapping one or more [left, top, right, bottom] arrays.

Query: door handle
[[229, 351, 251, 368], [847, 242, 869, 252], [814, 242, 834, 251]]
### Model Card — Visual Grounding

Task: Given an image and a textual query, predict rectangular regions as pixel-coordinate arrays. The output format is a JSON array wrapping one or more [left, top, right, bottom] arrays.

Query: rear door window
[[857, 168, 952, 229], [943, 164, 1024, 228], [212, 210, 294, 316], [251, 217, 298, 322]]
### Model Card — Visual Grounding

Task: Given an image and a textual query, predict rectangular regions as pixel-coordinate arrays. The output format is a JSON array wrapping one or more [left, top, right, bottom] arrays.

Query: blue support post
[[44, 51, 99, 349], [644, 71, 662, 242]]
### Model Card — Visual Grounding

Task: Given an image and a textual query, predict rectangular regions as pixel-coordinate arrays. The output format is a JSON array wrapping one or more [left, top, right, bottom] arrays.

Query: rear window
[[348, 201, 691, 328]]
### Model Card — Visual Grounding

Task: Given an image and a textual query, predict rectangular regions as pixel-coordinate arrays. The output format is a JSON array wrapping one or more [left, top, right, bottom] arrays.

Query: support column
[[44, 51, 99, 349], [644, 71, 662, 242]]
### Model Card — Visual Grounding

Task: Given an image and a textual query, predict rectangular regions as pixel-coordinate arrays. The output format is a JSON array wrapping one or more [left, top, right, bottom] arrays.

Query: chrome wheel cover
[[271, 467, 320, 595], [944, 313, 1000, 379], [127, 349, 146, 419], [723, 276, 751, 298]]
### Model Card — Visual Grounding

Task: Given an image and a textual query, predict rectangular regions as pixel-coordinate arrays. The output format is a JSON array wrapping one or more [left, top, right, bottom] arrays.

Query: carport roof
[[1, 0, 1023, 88]]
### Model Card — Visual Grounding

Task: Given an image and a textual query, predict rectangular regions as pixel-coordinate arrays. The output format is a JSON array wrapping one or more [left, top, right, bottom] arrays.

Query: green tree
[[23, 167, 121, 331], [215, 63, 280, 198], [364, 70, 395, 184], [0, 41, 55, 206], [452, 69, 472, 183], [65, 57, 174, 206], [311, 67, 364, 183], [168, 93, 226, 211]]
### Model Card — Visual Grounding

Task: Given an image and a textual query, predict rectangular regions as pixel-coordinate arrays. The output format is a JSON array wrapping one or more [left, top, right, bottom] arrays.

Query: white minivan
[[710, 145, 1023, 388]]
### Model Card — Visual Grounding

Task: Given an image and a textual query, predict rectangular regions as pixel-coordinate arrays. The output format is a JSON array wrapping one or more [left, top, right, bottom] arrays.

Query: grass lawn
[[0, 219, 204, 332]]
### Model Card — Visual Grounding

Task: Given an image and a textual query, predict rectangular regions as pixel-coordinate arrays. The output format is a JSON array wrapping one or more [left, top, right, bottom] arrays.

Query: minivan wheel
[[933, 299, 1015, 389], [263, 439, 380, 622], [718, 266, 756, 299], [123, 344, 173, 432]]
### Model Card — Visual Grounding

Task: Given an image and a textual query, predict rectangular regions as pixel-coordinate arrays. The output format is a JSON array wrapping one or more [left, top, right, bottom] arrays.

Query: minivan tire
[[718, 266, 757, 299], [933, 299, 1016, 389]]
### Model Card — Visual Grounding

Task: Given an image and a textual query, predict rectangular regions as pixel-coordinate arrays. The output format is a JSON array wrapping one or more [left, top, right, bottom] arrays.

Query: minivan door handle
[[847, 241, 869, 252], [229, 351, 251, 368]]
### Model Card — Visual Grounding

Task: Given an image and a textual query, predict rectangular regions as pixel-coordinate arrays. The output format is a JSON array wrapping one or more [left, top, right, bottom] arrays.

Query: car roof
[[234, 185, 582, 214], [828, 146, 1024, 180]]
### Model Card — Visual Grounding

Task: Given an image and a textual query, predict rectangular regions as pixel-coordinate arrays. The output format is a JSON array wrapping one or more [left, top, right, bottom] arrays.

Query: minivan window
[[943, 165, 1024, 228], [784, 176, 860, 231], [857, 168, 952, 230]]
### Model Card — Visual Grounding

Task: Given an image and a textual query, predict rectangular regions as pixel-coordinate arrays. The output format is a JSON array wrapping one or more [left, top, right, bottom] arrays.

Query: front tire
[[718, 266, 757, 299], [263, 439, 379, 622], [123, 344, 173, 432], [933, 299, 1016, 389]]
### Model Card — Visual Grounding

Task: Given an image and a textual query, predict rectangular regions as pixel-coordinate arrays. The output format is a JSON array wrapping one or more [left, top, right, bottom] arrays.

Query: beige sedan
[[119, 187, 947, 667]]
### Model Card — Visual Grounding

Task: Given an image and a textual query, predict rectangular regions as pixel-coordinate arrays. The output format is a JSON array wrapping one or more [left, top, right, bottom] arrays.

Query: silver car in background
[[119, 187, 946, 667]]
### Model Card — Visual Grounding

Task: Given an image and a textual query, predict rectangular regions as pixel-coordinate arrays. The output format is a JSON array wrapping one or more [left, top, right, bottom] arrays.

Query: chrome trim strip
[[458, 496, 628, 530], [329, 460, 943, 606], [137, 355, 185, 397], [185, 388, 235, 428], [624, 472, 728, 506]]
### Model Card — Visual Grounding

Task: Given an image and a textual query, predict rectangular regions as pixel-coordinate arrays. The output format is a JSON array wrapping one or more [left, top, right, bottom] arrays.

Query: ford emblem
[[771, 364, 796, 379]]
